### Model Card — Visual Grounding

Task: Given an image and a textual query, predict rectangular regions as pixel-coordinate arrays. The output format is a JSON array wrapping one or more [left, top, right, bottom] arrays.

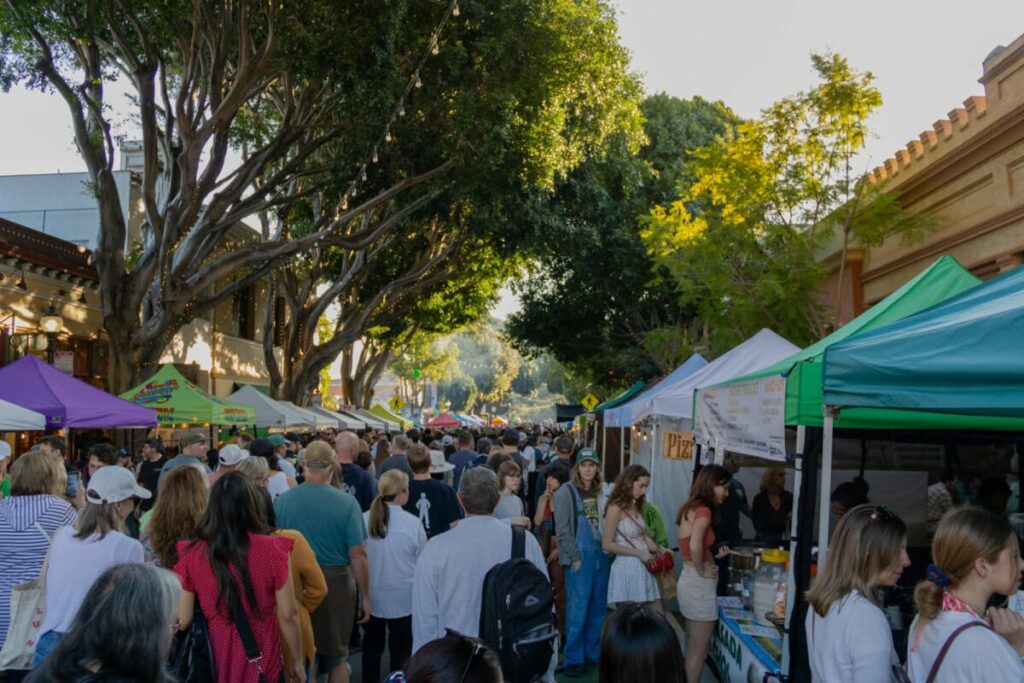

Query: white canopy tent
[[226, 386, 312, 429], [334, 409, 369, 430], [309, 406, 364, 430], [630, 329, 799, 544], [279, 401, 336, 430], [0, 399, 46, 430], [354, 408, 398, 432]]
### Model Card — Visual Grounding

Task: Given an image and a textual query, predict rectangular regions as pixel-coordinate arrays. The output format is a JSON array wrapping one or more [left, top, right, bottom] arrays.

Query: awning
[[121, 364, 255, 427], [226, 386, 314, 429], [370, 403, 412, 429], [824, 263, 1024, 420], [604, 353, 708, 427], [593, 381, 647, 413]]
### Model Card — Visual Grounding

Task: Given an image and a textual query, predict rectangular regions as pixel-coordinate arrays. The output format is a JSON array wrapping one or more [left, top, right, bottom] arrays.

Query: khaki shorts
[[678, 562, 718, 622], [311, 565, 356, 658]]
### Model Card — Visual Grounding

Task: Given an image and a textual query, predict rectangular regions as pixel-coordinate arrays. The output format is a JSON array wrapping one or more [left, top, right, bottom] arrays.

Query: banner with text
[[694, 376, 787, 462], [662, 431, 694, 460]]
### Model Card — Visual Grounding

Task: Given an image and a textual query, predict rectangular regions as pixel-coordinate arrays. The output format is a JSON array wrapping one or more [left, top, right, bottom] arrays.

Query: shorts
[[678, 562, 718, 622], [311, 565, 356, 658]]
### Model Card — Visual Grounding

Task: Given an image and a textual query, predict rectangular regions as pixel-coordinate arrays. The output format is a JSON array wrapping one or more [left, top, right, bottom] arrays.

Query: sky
[[2, 2, 1022, 318]]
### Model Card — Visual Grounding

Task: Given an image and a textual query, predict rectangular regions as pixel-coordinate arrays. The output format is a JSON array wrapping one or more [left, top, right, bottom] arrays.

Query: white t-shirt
[[805, 591, 900, 683], [362, 504, 426, 619], [907, 610, 1024, 682], [40, 526, 144, 634], [278, 458, 297, 479], [268, 470, 290, 501]]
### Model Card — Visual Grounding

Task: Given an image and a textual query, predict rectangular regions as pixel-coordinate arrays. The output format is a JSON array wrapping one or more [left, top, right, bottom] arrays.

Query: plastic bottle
[[753, 548, 789, 626]]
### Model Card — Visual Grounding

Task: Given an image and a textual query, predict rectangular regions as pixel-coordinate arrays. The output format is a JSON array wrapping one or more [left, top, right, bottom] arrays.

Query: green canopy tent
[[121, 364, 256, 428], [690, 256, 987, 679], [693, 256, 986, 460], [370, 403, 412, 429], [823, 264, 1024, 417]]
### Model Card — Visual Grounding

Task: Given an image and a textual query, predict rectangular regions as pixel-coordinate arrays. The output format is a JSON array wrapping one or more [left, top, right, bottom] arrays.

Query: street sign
[[581, 392, 599, 412], [389, 395, 405, 413]]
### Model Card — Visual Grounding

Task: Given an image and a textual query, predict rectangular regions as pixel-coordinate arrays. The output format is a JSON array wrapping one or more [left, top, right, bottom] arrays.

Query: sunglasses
[[869, 505, 896, 522], [444, 629, 483, 683]]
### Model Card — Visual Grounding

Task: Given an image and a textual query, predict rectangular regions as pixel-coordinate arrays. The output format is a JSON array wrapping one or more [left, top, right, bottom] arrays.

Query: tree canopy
[[505, 94, 740, 390]]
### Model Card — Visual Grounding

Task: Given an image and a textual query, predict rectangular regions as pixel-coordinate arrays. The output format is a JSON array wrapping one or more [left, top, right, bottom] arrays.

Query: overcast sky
[[1, 3, 1021, 316]]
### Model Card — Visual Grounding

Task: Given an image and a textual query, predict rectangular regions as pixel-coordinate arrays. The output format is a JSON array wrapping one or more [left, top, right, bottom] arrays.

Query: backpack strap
[[925, 621, 988, 683], [511, 525, 526, 560]]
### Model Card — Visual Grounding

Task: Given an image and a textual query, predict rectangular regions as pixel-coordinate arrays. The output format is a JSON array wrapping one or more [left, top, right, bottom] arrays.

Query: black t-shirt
[[137, 457, 167, 511], [341, 463, 376, 512], [403, 478, 464, 539]]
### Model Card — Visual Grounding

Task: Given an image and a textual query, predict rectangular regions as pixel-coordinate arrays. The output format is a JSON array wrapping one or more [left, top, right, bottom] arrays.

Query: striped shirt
[[0, 494, 77, 648]]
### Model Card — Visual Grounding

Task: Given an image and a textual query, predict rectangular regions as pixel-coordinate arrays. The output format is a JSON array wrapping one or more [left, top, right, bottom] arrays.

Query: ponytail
[[369, 470, 409, 540], [369, 496, 391, 538], [913, 580, 943, 621]]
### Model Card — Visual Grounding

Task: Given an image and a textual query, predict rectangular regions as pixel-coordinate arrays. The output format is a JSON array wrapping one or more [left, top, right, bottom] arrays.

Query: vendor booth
[[370, 403, 412, 429], [692, 256, 988, 681], [353, 408, 393, 432], [427, 412, 461, 429], [279, 401, 335, 430], [0, 400, 46, 431], [227, 385, 315, 430], [120, 364, 255, 427], [309, 406, 364, 430]]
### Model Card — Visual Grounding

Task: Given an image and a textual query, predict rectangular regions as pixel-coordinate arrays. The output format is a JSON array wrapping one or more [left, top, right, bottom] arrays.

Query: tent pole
[[620, 426, 625, 470], [602, 418, 608, 467], [818, 414, 835, 565], [782, 425, 806, 673]]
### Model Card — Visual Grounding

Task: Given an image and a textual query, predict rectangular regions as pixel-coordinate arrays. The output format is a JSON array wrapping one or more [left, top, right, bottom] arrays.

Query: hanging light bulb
[[360, 166, 367, 182], [341, 196, 349, 210], [414, 72, 422, 88], [399, 104, 406, 117], [431, 39, 439, 56], [372, 149, 379, 163], [453, 1, 460, 17], [385, 130, 392, 143]]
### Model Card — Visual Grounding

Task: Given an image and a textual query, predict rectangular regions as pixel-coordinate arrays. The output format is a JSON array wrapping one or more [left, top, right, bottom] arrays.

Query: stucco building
[[0, 144, 281, 396], [823, 32, 1024, 320]]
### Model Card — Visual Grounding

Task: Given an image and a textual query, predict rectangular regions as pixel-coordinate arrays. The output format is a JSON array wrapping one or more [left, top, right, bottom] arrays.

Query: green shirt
[[0, 478, 9, 498], [273, 482, 366, 566], [643, 500, 669, 548]]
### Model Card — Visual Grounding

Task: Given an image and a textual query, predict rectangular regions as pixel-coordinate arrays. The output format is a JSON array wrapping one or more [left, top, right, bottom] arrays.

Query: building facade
[[823, 32, 1024, 320], [0, 146, 281, 396]]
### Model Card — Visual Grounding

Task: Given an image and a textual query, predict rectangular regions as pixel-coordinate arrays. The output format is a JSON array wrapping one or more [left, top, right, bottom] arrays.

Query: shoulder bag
[[234, 594, 285, 683], [925, 620, 989, 683], [168, 602, 215, 683], [0, 522, 54, 670]]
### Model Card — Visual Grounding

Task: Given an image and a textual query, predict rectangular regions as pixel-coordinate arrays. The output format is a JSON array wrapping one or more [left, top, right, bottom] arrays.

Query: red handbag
[[620, 512, 674, 575]]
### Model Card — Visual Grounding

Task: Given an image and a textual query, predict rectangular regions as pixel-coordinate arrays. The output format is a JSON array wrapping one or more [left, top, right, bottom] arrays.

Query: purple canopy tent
[[0, 355, 157, 429]]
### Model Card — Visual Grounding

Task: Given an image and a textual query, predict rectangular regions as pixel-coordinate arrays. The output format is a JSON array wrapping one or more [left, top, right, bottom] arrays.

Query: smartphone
[[66, 470, 81, 499]]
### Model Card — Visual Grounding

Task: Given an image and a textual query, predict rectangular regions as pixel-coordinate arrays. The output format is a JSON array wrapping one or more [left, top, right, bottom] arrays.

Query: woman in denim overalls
[[552, 448, 609, 678]]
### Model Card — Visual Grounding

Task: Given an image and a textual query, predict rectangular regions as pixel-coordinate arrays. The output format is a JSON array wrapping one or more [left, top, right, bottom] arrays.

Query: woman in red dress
[[174, 472, 305, 683]]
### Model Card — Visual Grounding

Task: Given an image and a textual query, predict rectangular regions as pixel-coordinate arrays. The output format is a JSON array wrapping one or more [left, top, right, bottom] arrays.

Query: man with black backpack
[[411, 466, 557, 682]]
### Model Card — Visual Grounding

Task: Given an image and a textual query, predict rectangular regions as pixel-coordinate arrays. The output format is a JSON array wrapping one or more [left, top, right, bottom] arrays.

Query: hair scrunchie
[[926, 563, 952, 588]]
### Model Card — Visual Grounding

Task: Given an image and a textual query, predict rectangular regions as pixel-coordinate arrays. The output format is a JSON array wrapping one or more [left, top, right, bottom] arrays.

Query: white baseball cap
[[86, 465, 152, 504], [441, 435, 454, 446], [429, 449, 454, 474], [218, 444, 249, 466]]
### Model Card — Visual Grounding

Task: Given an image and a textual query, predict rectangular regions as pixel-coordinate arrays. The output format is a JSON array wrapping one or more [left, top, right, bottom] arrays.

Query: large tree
[[642, 54, 930, 354], [505, 94, 740, 389], [0, 0, 642, 393]]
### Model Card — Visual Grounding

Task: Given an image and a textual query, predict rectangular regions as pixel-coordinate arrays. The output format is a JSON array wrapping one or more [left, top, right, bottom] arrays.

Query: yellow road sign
[[389, 395, 405, 413], [581, 393, 599, 412]]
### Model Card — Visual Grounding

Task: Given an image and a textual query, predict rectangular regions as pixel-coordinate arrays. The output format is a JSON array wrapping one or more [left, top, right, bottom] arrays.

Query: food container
[[753, 549, 789, 626]]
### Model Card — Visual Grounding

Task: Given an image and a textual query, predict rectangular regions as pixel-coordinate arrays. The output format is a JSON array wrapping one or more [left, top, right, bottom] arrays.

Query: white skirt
[[607, 555, 660, 604], [678, 563, 718, 621]]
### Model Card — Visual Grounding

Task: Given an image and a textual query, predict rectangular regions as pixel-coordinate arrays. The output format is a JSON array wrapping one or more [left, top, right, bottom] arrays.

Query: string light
[[453, 1, 459, 17], [372, 149, 379, 163], [414, 73, 422, 88], [431, 39, 439, 56], [399, 105, 406, 117], [385, 130, 393, 143]]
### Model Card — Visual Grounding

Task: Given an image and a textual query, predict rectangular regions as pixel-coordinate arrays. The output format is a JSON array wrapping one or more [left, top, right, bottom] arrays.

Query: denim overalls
[[563, 483, 609, 668]]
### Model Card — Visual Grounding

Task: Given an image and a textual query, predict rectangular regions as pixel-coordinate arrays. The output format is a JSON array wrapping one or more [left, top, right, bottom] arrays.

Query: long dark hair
[[607, 464, 650, 514], [30, 564, 180, 682], [598, 604, 684, 683], [677, 464, 731, 525], [196, 472, 269, 619]]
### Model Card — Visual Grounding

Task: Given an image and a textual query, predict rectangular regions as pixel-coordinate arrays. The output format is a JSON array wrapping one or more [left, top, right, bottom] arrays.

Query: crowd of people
[[0, 427, 1021, 682]]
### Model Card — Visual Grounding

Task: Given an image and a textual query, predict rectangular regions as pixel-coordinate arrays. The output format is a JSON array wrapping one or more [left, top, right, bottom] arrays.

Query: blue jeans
[[563, 545, 609, 667], [31, 630, 63, 669]]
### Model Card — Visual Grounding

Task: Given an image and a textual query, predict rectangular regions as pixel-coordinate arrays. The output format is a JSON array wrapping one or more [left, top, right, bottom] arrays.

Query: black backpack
[[479, 526, 557, 683]]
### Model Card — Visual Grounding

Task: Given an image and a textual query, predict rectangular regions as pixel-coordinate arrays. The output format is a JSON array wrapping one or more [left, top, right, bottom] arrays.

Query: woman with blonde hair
[[141, 465, 208, 567], [907, 507, 1024, 681], [751, 466, 792, 545], [362, 470, 425, 683], [804, 504, 910, 681], [0, 452, 76, 657]]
